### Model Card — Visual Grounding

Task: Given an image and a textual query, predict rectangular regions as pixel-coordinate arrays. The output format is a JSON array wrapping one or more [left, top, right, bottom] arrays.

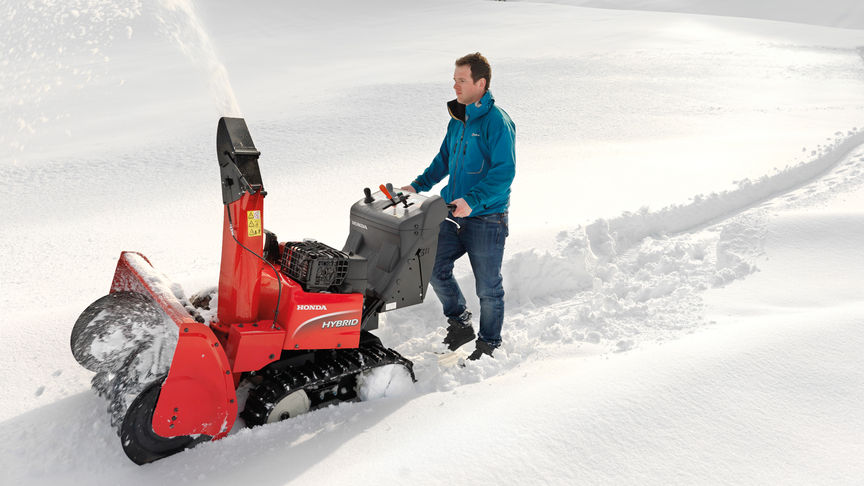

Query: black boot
[[467, 339, 495, 361], [443, 310, 475, 351]]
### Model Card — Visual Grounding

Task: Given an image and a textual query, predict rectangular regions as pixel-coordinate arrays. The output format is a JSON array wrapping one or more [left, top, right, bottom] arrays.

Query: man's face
[[453, 65, 485, 105]]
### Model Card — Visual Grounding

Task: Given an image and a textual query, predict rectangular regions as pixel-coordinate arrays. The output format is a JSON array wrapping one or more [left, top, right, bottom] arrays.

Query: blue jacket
[[411, 91, 515, 216]]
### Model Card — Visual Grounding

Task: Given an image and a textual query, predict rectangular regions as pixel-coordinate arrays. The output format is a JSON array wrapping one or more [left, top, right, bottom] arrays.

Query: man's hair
[[455, 52, 491, 90]]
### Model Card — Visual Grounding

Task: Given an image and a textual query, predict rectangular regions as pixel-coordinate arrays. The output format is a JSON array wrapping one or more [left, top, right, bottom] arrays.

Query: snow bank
[[585, 129, 864, 258]]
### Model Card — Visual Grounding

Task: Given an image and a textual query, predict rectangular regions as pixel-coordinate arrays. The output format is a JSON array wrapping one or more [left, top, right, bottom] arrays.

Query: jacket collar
[[447, 90, 494, 123]]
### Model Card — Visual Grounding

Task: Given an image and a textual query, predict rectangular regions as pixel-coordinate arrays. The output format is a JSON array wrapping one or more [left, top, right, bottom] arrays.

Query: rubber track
[[241, 342, 415, 427]]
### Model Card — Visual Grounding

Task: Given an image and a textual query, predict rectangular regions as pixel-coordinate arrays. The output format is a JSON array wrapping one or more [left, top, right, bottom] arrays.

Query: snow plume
[[155, 0, 242, 117], [0, 0, 142, 157]]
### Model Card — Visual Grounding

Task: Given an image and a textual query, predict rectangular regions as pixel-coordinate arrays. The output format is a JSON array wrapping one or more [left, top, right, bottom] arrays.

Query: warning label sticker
[[247, 210, 262, 237]]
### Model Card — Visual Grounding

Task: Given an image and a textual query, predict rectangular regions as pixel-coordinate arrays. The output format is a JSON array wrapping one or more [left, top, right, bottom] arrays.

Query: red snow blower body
[[71, 117, 447, 464]]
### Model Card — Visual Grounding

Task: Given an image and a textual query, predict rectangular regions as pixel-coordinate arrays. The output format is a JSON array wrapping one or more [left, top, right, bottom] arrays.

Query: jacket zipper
[[454, 115, 467, 172]]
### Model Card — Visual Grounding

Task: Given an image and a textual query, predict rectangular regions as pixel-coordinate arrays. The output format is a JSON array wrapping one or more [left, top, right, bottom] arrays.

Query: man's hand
[[450, 198, 472, 217], [401, 185, 417, 194]]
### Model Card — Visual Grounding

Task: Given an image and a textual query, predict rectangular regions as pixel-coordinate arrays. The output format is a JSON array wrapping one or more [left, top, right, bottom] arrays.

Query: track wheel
[[266, 390, 312, 424], [120, 379, 210, 465]]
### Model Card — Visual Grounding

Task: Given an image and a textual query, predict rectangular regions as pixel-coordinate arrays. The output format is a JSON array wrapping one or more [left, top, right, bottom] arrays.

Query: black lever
[[363, 187, 374, 203], [379, 183, 413, 209], [384, 182, 413, 208]]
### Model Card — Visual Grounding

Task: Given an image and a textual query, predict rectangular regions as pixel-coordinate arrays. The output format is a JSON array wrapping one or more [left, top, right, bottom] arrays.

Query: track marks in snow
[[588, 129, 864, 257]]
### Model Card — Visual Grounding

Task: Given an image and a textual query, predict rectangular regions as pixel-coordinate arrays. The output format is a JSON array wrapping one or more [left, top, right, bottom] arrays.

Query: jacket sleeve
[[411, 126, 450, 192], [463, 115, 515, 211]]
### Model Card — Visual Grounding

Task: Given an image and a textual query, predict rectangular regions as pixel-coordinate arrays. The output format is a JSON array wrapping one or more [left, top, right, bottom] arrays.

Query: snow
[[514, 0, 864, 30], [355, 364, 415, 402], [2, 0, 864, 484]]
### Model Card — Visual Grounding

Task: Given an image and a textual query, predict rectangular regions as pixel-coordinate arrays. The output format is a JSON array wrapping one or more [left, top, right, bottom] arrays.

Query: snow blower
[[70, 117, 448, 464]]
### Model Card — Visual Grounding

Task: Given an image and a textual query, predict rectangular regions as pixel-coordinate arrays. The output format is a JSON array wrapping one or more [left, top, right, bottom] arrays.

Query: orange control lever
[[379, 184, 393, 200]]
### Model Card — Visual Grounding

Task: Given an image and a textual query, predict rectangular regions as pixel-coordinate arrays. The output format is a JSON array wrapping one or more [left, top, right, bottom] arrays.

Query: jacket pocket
[[465, 158, 485, 175], [464, 130, 488, 175]]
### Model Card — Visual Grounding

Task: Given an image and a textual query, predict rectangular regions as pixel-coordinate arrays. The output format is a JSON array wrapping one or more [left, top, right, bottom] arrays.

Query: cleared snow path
[[379, 133, 864, 390]]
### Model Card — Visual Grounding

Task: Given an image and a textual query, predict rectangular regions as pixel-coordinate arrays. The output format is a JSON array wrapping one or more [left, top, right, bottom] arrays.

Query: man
[[402, 52, 516, 360]]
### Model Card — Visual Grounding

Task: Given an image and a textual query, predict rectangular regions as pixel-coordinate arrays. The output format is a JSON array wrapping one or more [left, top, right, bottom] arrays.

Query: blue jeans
[[430, 212, 508, 347]]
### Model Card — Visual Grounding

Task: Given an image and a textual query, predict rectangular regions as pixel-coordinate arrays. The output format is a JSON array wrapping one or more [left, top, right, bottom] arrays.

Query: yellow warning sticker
[[247, 210, 262, 237]]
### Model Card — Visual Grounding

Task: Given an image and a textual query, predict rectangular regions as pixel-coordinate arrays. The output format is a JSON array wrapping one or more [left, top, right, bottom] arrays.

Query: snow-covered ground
[[1, 0, 863, 484]]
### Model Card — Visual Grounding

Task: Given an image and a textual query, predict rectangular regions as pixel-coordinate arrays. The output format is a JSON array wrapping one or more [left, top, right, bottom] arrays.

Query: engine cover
[[343, 190, 448, 313]]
